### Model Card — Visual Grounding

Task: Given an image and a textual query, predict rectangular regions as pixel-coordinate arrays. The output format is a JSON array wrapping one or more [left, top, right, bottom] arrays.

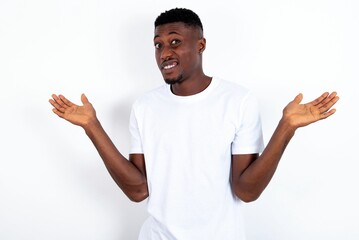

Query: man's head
[[153, 8, 206, 85], [154, 8, 203, 33]]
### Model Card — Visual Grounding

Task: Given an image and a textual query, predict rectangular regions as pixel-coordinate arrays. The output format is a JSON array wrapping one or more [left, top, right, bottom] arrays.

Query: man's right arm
[[49, 94, 148, 202]]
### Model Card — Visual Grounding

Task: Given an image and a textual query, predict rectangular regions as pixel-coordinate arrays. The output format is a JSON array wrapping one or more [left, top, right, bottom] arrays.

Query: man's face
[[154, 22, 204, 84]]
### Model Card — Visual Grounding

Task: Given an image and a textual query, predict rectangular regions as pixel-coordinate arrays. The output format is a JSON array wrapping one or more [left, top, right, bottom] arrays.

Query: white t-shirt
[[129, 77, 264, 240]]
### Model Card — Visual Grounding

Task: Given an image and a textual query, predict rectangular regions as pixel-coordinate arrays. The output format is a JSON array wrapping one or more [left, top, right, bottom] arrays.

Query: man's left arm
[[231, 92, 339, 202]]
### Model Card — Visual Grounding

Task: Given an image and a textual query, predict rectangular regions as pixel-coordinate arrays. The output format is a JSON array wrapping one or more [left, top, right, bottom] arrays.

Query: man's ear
[[198, 38, 206, 54]]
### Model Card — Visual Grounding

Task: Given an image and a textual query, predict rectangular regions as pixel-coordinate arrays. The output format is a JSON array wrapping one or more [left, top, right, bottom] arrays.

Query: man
[[49, 8, 339, 240]]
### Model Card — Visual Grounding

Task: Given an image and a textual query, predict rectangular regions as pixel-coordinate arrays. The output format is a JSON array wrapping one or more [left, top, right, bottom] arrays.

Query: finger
[[319, 108, 336, 120], [52, 94, 69, 110], [319, 95, 339, 113], [317, 91, 337, 106], [318, 95, 337, 111], [308, 92, 329, 106], [52, 107, 65, 118], [81, 93, 89, 105], [49, 98, 66, 113], [59, 94, 75, 107], [49, 95, 64, 111], [293, 93, 303, 104]]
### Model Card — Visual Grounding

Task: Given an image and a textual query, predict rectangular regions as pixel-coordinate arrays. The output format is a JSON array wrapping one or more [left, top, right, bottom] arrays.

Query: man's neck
[[171, 74, 212, 96]]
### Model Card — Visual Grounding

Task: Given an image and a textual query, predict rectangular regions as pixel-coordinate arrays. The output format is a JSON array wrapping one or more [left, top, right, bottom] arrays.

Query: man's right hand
[[49, 94, 97, 128], [50, 93, 148, 202]]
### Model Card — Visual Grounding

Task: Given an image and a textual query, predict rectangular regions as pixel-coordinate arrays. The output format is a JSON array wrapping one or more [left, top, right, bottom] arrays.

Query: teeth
[[164, 64, 176, 70]]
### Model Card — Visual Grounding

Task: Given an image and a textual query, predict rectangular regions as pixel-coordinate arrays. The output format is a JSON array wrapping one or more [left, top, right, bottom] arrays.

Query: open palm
[[49, 94, 97, 127], [283, 92, 339, 128]]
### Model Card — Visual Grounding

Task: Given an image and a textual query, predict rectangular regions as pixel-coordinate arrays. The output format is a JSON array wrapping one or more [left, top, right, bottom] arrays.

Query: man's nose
[[160, 46, 173, 60]]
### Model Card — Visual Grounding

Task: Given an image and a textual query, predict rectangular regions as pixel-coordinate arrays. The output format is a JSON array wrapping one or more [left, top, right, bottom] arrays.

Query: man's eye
[[154, 43, 161, 49], [171, 39, 180, 45]]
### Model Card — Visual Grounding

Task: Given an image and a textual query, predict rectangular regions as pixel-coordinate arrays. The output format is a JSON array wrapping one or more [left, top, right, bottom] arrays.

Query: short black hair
[[154, 8, 203, 31]]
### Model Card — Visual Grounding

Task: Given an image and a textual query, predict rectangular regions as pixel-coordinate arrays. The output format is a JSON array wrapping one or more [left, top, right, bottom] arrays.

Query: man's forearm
[[84, 119, 148, 202], [235, 118, 296, 202]]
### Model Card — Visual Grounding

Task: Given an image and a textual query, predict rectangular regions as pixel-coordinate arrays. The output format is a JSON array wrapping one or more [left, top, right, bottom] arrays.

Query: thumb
[[81, 93, 90, 104], [293, 93, 303, 104]]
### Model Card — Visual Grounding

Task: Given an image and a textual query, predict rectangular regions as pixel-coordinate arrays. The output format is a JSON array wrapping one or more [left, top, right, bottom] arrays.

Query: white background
[[0, 0, 358, 239]]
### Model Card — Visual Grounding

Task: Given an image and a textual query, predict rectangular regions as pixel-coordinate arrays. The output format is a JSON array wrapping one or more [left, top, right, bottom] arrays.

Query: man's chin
[[164, 75, 183, 85]]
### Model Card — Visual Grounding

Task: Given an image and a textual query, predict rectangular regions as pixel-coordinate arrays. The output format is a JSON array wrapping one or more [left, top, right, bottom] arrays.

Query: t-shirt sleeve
[[232, 92, 264, 154], [129, 105, 144, 154]]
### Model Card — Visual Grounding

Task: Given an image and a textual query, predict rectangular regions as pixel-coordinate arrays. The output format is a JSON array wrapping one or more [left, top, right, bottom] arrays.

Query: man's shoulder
[[215, 77, 252, 98], [142, 83, 167, 97], [132, 84, 168, 108]]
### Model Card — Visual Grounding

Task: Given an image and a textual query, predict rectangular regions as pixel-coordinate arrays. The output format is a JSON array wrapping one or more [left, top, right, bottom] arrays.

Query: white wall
[[0, 0, 357, 239]]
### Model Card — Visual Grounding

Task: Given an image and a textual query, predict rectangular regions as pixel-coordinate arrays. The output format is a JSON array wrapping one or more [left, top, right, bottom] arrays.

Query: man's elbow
[[233, 187, 262, 203], [128, 190, 149, 202], [126, 186, 149, 203], [237, 192, 261, 203]]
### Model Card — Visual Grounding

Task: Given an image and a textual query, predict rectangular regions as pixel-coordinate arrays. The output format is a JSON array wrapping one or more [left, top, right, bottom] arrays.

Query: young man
[[49, 8, 339, 240]]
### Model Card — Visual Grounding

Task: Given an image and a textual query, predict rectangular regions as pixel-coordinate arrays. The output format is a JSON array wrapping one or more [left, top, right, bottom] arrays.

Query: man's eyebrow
[[154, 31, 181, 40]]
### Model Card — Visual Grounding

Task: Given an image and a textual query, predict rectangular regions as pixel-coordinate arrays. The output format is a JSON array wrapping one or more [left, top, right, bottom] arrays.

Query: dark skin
[[153, 22, 211, 96], [49, 22, 339, 202]]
